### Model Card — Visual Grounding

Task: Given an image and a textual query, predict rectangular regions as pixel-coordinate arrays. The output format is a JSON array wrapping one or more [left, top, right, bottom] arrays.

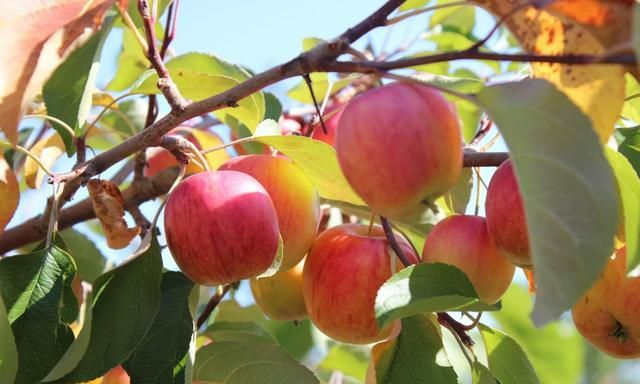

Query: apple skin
[[101, 365, 130, 384], [336, 82, 462, 220], [219, 154, 320, 270], [422, 215, 515, 304], [250, 258, 307, 321], [278, 116, 303, 136], [303, 223, 419, 344], [145, 128, 230, 177], [310, 102, 344, 147], [164, 170, 280, 285], [485, 159, 531, 267], [572, 247, 640, 358]]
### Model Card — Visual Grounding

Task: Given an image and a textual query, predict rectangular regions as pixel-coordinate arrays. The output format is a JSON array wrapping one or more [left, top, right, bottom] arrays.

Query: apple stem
[[303, 74, 329, 135], [610, 321, 629, 343], [196, 284, 232, 329], [380, 216, 414, 268], [437, 312, 475, 348]]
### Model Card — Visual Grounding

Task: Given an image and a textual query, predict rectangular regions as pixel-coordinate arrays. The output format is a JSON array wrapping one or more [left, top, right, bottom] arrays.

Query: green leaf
[[412, 72, 484, 94], [302, 37, 325, 51], [0, 292, 18, 383], [375, 263, 496, 328], [100, 98, 148, 136], [43, 18, 114, 154], [45, 235, 163, 383], [121, 0, 172, 29], [318, 345, 368, 382], [123, 272, 195, 384], [426, 30, 477, 52], [373, 315, 457, 384], [287, 73, 356, 104], [399, 0, 429, 11], [264, 93, 283, 121], [618, 126, 640, 177], [193, 324, 318, 384], [133, 53, 265, 131], [251, 135, 365, 205], [492, 285, 583, 384], [479, 323, 540, 384], [605, 149, 640, 271], [430, 5, 476, 35], [472, 362, 496, 384], [108, 27, 149, 91], [203, 321, 276, 344], [59, 229, 105, 283], [0, 243, 77, 383], [438, 168, 472, 214], [477, 79, 618, 325]]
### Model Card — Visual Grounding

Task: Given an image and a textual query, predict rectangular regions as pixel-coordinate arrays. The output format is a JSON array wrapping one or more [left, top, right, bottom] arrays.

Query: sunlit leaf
[[108, 27, 149, 91], [24, 133, 65, 189], [87, 179, 140, 249], [479, 323, 540, 384], [287, 73, 357, 104], [0, 158, 19, 234], [59, 228, 106, 283], [437, 168, 472, 215]]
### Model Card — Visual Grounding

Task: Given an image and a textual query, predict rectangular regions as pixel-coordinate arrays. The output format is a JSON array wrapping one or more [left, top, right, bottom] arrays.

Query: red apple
[[572, 247, 640, 358], [485, 159, 531, 267], [101, 365, 130, 383], [422, 215, 515, 304], [303, 223, 419, 344], [336, 82, 463, 220], [310, 102, 344, 147], [219, 154, 320, 270], [164, 171, 280, 285], [278, 116, 303, 136], [250, 258, 307, 321]]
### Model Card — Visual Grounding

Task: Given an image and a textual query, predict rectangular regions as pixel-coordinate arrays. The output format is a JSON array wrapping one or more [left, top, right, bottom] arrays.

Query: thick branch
[[463, 151, 508, 167], [0, 167, 178, 254]]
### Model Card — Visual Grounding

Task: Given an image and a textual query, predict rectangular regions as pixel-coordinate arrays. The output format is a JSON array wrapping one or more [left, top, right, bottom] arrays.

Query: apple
[[278, 116, 303, 136], [164, 170, 280, 285], [310, 102, 344, 147], [422, 215, 515, 304], [219, 154, 320, 270], [101, 365, 130, 384], [336, 82, 463, 220], [572, 246, 640, 358], [250, 258, 307, 321], [303, 223, 419, 344], [485, 159, 531, 267], [145, 127, 230, 177]]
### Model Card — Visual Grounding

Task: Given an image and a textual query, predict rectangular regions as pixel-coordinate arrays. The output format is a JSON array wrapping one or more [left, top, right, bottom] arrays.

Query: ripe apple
[[278, 116, 303, 136], [422, 215, 515, 304], [101, 365, 130, 384], [310, 102, 344, 147], [164, 170, 280, 285], [303, 223, 419, 344], [485, 159, 531, 267], [145, 127, 230, 177], [572, 247, 640, 358], [336, 82, 463, 220], [250, 258, 307, 321], [219, 154, 320, 270]]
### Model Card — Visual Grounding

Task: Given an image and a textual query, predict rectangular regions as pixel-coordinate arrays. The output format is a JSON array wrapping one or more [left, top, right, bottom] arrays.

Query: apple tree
[[1, 0, 639, 383]]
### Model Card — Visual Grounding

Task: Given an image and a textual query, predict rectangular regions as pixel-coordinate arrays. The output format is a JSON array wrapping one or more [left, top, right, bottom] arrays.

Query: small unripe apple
[[422, 215, 515, 304], [164, 171, 280, 285], [250, 258, 307, 321], [303, 223, 419, 344], [219, 154, 320, 270], [336, 82, 463, 220], [485, 159, 531, 267], [310, 102, 344, 147], [572, 247, 640, 358]]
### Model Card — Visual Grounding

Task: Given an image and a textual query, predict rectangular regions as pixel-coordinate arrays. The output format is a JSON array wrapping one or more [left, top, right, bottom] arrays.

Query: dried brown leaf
[[87, 179, 140, 249]]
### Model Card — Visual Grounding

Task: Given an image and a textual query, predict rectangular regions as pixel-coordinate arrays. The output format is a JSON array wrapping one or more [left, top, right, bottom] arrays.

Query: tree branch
[[463, 151, 508, 167]]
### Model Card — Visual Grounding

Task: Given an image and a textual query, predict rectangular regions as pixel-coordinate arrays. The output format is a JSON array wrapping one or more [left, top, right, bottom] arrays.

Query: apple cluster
[[160, 82, 635, 357]]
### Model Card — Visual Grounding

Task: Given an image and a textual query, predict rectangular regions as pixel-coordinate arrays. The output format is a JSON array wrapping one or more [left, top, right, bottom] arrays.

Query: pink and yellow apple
[[250, 258, 307, 321], [219, 154, 320, 270], [422, 215, 515, 304], [572, 247, 640, 358], [303, 223, 419, 344], [164, 170, 280, 285], [485, 159, 531, 267], [336, 82, 463, 220]]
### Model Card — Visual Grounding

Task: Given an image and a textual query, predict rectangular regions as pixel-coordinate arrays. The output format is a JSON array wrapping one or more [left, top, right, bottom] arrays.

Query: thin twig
[[197, 284, 232, 329], [303, 74, 329, 135]]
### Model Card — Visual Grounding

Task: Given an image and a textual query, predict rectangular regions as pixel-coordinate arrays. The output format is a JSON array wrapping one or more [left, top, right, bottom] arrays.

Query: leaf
[[318, 345, 368, 382], [0, 295, 18, 383], [190, 129, 231, 171], [251, 135, 365, 205], [59, 228, 106, 283], [430, 5, 476, 35], [203, 321, 276, 344], [412, 72, 484, 94], [472, 362, 496, 384], [399, 0, 429, 11], [618, 126, 640, 177], [604, 149, 640, 271], [0, 0, 114, 143], [43, 17, 114, 153], [134, 53, 265, 131], [479, 324, 540, 384], [122, 272, 195, 384], [24, 133, 66, 189], [253, 119, 282, 137], [477, 78, 618, 325], [371, 315, 457, 384], [264, 92, 283, 121], [108, 26, 149, 91], [0, 242, 77, 383], [437, 168, 472, 215], [492, 285, 584, 384], [375, 263, 495, 328], [193, 330, 318, 384], [45, 235, 163, 383], [256, 235, 284, 279], [87, 179, 140, 249], [287, 73, 356, 104], [476, 0, 628, 142], [100, 98, 148, 136], [0, 158, 19, 234]]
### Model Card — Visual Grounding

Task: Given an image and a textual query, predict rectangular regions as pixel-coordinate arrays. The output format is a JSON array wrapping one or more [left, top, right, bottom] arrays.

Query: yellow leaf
[[87, 179, 140, 249], [24, 133, 65, 189], [0, 158, 19, 234], [190, 129, 230, 172]]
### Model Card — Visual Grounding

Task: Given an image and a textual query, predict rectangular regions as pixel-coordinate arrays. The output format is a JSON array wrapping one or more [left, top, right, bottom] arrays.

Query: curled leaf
[[24, 133, 65, 189], [87, 179, 140, 249], [0, 158, 19, 234]]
